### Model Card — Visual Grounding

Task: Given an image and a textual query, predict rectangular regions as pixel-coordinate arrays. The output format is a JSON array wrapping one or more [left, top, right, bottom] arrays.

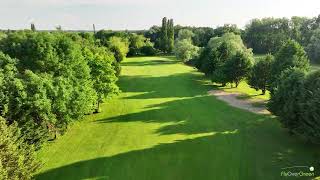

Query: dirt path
[[208, 90, 270, 115]]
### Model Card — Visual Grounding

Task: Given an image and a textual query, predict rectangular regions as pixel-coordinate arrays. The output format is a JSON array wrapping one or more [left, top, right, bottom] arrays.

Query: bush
[[0, 117, 39, 180], [248, 54, 274, 94]]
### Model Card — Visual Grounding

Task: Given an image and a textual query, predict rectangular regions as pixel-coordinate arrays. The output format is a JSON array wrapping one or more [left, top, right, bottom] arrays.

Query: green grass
[[214, 81, 270, 100], [36, 56, 319, 180]]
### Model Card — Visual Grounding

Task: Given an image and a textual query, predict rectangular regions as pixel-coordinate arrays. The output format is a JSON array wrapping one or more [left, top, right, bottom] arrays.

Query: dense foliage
[[248, 54, 274, 94], [157, 17, 175, 53], [174, 29, 199, 62], [268, 69, 320, 144], [0, 116, 39, 180], [306, 29, 320, 64], [0, 31, 120, 147], [244, 15, 320, 63], [222, 50, 253, 87], [195, 33, 247, 76], [270, 40, 310, 90]]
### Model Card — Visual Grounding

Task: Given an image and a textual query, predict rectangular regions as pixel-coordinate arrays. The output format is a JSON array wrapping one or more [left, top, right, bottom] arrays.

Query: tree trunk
[[235, 81, 239, 88], [262, 89, 266, 95], [95, 101, 100, 113]]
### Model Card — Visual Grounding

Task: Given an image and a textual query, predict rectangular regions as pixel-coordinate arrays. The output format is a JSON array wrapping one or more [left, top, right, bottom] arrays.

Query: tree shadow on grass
[[118, 73, 212, 99], [97, 96, 260, 135], [36, 114, 320, 180], [121, 59, 180, 67], [36, 57, 320, 179]]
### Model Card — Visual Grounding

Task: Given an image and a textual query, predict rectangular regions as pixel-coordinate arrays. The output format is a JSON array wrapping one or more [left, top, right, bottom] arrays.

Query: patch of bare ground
[[208, 90, 270, 115]]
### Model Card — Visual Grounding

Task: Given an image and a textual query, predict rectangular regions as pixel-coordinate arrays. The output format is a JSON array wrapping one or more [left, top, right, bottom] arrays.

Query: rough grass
[[36, 56, 319, 180]]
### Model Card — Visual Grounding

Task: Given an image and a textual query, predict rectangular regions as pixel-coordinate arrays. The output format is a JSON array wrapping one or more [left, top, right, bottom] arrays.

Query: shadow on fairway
[[118, 73, 212, 99], [121, 59, 180, 66], [97, 95, 263, 135], [36, 57, 320, 180], [36, 114, 319, 180]]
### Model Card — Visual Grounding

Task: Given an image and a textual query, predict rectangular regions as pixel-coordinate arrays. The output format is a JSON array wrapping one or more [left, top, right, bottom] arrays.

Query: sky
[[0, 0, 319, 30]]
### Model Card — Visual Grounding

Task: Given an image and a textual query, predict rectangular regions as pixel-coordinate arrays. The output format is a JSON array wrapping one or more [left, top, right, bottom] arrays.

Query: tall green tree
[[306, 29, 320, 63], [270, 40, 310, 90], [160, 17, 168, 52], [83, 46, 119, 112], [167, 19, 174, 53], [268, 68, 306, 134], [248, 54, 274, 94], [31, 23, 36, 31], [223, 50, 254, 87]]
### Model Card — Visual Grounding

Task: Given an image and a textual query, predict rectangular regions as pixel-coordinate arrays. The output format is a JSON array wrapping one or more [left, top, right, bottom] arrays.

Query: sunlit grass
[[36, 56, 319, 180]]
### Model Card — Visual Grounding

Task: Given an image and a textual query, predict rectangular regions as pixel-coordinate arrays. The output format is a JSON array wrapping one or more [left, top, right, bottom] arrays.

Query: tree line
[[244, 15, 320, 63], [173, 20, 319, 145], [0, 29, 133, 179], [144, 15, 320, 64]]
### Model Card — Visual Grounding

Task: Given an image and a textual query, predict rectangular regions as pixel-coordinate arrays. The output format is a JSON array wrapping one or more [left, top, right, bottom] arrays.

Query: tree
[[248, 54, 274, 94], [298, 70, 320, 143], [268, 68, 306, 135], [0, 32, 103, 146], [0, 116, 39, 180], [174, 39, 199, 62], [83, 46, 119, 112], [127, 33, 156, 56], [192, 27, 215, 47], [244, 18, 291, 54], [107, 36, 129, 63], [177, 29, 194, 41], [31, 23, 36, 31], [174, 29, 199, 62], [214, 24, 241, 37], [271, 40, 310, 90], [223, 50, 254, 87], [128, 33, 147, 56], [306, 29, 320, 63], [144, 25, 161, 48], [167, 19, 174, 53], [56, 25, 62, 31], [160, 17, 168, 52], [196, 33, 247, 76]]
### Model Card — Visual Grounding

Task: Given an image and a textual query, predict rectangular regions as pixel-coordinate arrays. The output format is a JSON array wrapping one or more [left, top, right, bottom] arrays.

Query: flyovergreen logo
[[280, 166, 315, 177]]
